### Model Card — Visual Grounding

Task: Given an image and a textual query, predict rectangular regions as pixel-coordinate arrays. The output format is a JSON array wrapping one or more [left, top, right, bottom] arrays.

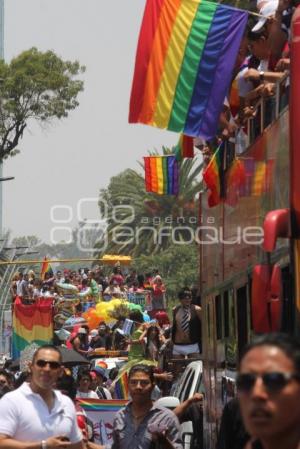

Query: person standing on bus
[[237, 333, 300, 449], [171, 287, 202, 358]]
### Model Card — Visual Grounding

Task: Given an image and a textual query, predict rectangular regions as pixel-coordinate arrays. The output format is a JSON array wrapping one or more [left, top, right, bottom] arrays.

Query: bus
[[199, 9, 300, 449]]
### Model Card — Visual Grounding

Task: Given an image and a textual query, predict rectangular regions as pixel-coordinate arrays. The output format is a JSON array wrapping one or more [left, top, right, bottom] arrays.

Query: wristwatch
[[41, 440, 47, 449], [259, 71, 265, 82]]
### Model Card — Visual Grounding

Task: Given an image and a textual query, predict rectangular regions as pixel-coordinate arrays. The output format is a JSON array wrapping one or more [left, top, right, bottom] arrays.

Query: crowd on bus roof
[[198, 0, 297, 165]]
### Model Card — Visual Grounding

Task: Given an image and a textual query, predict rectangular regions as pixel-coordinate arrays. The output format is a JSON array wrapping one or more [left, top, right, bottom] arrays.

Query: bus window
[[237, 286, 248, 359], [216, 295, 222, 340], [224, 291, 229, 338]]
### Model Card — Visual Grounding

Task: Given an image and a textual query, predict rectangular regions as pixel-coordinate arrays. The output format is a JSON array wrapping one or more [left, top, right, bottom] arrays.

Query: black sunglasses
[[36, 359, 61, 370], [236, 372, 300, 393]]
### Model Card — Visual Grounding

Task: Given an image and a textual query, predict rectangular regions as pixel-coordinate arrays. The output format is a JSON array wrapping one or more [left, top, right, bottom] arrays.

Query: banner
[[78, 399, 127, 445]]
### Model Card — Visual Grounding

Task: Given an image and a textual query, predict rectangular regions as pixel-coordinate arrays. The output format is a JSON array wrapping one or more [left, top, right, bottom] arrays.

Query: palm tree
[[96, 149, 203, 257]]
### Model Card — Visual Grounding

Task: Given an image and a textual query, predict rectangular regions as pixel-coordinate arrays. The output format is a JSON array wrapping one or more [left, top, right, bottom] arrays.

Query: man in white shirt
[[0, 345, 84, 449]]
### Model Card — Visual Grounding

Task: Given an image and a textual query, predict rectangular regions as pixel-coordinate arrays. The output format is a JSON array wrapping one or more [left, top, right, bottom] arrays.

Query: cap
[[89, 329, 98, 337], [91, 366, 107, 381], [78, 327, 87, 334], [252, 0, 278, 32]]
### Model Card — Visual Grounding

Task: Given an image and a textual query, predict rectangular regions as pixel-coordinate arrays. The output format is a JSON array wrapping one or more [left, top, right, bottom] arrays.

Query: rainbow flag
[[174, 134, 194, 161], [114, 372, 129, 400], [129, 0, 248, 139], [12, 297, 53, 359], [144, 155, 179, 195], [78, 399, 127, 412], [225, 158, 246, 206], [252, 161, 266, 196], [203, 145, 223, 208], [40, 257, 53, 280]]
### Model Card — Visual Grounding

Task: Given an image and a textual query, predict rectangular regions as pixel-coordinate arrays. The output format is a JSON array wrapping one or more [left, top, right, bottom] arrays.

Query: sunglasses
[[236, 372, 300, 393], [35, 359, 61, 370]]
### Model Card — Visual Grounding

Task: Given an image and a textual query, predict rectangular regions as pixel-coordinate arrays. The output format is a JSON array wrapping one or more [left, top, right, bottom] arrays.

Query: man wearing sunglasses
[[237, 333, 300, 449], [0, 345, 83, 449]]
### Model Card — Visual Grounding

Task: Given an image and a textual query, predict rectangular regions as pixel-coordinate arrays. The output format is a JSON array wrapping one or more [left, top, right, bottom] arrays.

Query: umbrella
[[57, 346, 90, 367]]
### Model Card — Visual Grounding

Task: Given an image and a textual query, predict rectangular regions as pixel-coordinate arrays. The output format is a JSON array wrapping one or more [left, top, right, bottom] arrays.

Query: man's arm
[[0, 435, 81, 449], [174, 393, 203, 422]]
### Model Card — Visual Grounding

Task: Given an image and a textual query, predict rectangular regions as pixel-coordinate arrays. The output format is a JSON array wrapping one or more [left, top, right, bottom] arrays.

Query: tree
[[0, 47, 85, 161], [97, 149, 203, 257]]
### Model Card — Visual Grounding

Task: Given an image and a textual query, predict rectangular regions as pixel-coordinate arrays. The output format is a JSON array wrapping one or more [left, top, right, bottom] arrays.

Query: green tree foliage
[[135, 243, 199, 299], [97, 151, 202, 257], [0, 47, 85, 160]]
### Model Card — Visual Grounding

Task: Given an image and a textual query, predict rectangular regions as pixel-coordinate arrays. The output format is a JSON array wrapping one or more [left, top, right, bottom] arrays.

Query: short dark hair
[[239, 333, 300, 374], [178, 287, 192, 300], [128, 364, 154, 383], [32, 345, 62, 364], [77, 369, 92, 384], [56, 373, 77, 400]]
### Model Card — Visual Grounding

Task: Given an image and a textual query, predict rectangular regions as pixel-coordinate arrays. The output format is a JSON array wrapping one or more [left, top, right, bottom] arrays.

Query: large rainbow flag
[[12, 297, 53, 359], [144, 155, 179, 195], [129, 0, 248, 139], [40, 257, 53, 280]]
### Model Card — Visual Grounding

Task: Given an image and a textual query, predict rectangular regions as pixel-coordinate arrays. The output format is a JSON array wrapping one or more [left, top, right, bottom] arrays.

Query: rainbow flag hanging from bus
[[174, 134, 194, 161], [12, 297, 53, 359], [144, 155, 179, 195], [129, 0, 248, 139], [203, 144, 223, 208]]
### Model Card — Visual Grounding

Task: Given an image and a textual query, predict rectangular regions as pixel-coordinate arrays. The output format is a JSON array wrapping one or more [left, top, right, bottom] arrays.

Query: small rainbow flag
[[40, 257, 53, 280], [144, 155, 179, 195], [225, 158, 246, 206], [129, 0, 248, 139], [114, 372, 129, 400], [174, 135, 194, 162], [203, 144, 223, 208], [78, 399, 127, 412]]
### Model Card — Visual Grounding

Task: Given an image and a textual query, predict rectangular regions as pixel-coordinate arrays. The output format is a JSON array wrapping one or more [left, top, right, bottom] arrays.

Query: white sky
[[2, 0, 178, 243]]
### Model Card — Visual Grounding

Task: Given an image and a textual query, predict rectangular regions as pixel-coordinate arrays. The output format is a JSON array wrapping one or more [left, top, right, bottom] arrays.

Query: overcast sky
[[2, 0, 178, 243]]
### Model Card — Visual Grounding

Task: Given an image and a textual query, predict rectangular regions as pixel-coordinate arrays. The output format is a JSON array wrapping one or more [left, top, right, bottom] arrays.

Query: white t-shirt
[[0, 382, 82, 443], [76, 390, 99, 399]]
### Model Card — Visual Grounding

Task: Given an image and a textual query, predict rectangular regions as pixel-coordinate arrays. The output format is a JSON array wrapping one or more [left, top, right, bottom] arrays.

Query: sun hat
[[91, 366, 107, 381], [252, 0, 278, 32]]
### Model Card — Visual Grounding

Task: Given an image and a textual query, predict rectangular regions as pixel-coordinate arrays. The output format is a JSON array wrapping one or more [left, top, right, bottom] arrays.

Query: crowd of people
[[198, 0, 295, 165]]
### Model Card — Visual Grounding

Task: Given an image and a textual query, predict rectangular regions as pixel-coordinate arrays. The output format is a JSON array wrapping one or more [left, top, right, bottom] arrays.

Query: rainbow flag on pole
[[144, 155, 179, 195], [203, 145, 223, 208], [40, 257, 53, 280], [12, 297, 53, 359], [114, 372, 129, 400], [129, 0, 248, 139]]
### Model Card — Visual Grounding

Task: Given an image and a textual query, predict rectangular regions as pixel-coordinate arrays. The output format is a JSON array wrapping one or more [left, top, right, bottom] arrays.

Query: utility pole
[[0, 0, 4, 237]]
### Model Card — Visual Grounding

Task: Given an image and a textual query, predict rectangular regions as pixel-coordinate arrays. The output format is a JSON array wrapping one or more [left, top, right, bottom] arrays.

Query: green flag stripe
[[168, 1, 217, 130], [162, 157, 168, 194]]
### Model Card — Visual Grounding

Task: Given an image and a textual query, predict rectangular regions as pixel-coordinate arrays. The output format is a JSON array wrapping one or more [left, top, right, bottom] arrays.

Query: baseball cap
[[89, 329, 98, 337], [78, 327, 87, 334], [91, 366, 107, 381], [252, 0, 278, 32]]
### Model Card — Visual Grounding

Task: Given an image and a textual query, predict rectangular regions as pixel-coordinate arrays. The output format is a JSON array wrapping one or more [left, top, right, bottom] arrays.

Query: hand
[[46, 436, 71, 449], [243, 69, 260, 82], [275, 58, 290, 71], [188, 393, 204, 404], [159, 372, 173, 382], [262, 82, 275, 97]]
